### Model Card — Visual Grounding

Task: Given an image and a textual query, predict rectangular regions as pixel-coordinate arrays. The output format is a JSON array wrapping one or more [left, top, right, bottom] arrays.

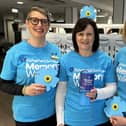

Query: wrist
[[94, 91, 97, 99], [22, 86, 27, 95]]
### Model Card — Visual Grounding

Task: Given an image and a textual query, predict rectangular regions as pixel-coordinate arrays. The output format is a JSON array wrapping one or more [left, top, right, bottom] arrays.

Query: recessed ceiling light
[[96, 15, 105, 18], [17, 1, 24, 5], [11, 8, 19, 13]]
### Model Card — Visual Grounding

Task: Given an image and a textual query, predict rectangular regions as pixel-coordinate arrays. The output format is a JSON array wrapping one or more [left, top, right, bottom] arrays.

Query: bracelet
[[22, 86, 27, 95]]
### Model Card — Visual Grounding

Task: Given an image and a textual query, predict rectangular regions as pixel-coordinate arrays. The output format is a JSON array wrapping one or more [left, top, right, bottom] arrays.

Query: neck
[[79, 50, 93, 57], [28, 37, 46, 47]]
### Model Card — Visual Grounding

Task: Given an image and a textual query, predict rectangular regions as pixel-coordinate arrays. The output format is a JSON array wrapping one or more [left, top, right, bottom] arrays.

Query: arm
[[86, 83, 116, 100], [0, 78, 46, 96], [96, 83, 116, 100], [0, 77, 23, 95], [56, 81, 67, 126]]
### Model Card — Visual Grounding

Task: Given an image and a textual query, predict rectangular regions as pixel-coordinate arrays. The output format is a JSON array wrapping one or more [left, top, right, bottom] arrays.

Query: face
[[26, 11, 49, 39], [76, 24, 95, 54]]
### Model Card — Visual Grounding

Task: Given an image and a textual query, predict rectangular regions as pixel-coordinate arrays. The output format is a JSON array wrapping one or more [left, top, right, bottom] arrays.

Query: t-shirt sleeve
[[0, 50, 16, 80]]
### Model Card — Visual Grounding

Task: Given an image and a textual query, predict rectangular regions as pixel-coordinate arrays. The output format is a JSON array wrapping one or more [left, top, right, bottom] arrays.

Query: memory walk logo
[[116, 63, 126, 82], [25, 58, 59, 77]]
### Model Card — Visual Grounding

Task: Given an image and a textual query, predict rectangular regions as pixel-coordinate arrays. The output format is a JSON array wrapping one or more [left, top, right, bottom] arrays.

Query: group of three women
[[0, 6, 126, 126]]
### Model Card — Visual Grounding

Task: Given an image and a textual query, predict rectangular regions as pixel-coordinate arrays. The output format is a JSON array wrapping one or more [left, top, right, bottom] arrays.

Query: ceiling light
[[97, 9, 101, 13], [96, 15, 105, 18], [17, 1, 24, 5], [11, 8, 19, 13]]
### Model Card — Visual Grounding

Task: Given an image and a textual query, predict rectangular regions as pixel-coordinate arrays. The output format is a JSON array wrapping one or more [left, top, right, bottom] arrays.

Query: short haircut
[[26, 6, 50, 24]]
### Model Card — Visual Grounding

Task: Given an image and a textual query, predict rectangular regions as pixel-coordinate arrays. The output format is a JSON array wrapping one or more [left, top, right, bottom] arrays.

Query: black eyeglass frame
[[27, 17, 50, 26]]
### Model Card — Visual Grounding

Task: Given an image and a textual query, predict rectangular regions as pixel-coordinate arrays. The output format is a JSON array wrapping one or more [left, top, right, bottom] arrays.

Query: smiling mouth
[[81, 42, 89, 45]]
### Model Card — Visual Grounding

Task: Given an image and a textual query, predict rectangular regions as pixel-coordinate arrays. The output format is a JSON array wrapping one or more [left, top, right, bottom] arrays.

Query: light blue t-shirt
[[59, 50, 115, 126], [114, 47, 126, 101], [0, 40, 61, 122]]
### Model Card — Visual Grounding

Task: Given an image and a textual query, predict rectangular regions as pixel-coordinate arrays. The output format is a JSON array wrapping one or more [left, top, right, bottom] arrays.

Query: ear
[[25, 19, 28, 25], [25, 19, 30, 29]]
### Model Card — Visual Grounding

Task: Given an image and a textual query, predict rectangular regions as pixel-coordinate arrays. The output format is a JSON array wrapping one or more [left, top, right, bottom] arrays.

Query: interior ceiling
[[0, 0, 113, 17]]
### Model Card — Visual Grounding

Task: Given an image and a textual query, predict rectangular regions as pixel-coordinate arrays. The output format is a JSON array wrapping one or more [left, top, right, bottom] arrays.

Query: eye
[[31, 18, 39, 24], [87, 33, 93, 36], [43, 19, 48, 24], [40, 19, 49, 25], [78, 32, 84, 36]]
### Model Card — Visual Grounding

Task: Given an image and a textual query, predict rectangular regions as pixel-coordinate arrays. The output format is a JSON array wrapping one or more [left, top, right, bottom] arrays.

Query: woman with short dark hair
[[56, 18, 116, 126]]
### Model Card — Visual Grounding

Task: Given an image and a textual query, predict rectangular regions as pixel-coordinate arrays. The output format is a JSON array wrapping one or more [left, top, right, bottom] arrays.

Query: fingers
[[32, 84, 46, 95], [34, 83, 46, 88], [24, 84, 46, 96], [110, 118, 115, 126], [33, 87, 45, 95], [34, 84, 46, 91], [110, 117, 118, 126], [86, 88, 97, 100]]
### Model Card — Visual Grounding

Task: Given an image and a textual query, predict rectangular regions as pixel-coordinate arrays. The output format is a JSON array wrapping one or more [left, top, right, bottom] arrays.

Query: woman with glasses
[[0, 6, 61, 126]]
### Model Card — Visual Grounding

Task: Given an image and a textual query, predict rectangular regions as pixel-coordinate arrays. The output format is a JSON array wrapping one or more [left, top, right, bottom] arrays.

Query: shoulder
[[118, 46, 126, 54], [7, 40, 26, 54], [60, 51, 79, 65], [96, 50, 112, 64], [96, 50, 111, 59], [47, 42, 58, 48], [61, 51, 75, 59], [115, 46, 126, 60], [47, 42, 60, 51]]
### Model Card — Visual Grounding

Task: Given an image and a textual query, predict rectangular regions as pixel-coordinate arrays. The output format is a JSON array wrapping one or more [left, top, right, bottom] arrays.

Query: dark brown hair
[[72, 18, 99, 52]]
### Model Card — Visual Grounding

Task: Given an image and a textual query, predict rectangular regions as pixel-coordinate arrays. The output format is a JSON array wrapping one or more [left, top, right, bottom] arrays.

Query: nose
[[37, 21, 43, 26], [82, 35, 88, 40]]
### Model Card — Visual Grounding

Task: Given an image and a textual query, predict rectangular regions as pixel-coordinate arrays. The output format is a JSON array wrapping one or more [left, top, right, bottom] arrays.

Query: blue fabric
[[35, 68, 59, 91], [59, 50, 115, 126], [0, 40, 61, 122], [104, 96, 126, 117], [114, 47, 126, 101]]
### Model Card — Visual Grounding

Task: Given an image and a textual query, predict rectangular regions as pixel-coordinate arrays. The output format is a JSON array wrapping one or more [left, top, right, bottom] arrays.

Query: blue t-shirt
[[114, 47, 126, 101], [59, 50, 115, 126], [0, 40, 61, 122]]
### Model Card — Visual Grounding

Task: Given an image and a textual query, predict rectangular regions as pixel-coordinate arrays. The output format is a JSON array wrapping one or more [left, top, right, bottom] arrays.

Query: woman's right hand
[[23, 83, 46, 96]]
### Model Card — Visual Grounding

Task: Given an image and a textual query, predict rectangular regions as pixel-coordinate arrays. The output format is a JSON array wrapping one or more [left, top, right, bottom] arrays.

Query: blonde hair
[[26, 6, 50, 23], [123, 21, 126, 42]]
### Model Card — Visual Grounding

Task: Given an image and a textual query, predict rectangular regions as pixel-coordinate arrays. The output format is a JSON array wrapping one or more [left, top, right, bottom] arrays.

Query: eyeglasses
[[27, 17, 49, 26]]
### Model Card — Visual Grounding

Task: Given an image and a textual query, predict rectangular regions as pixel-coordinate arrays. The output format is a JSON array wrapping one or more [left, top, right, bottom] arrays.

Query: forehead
[[85, 24, 93, 30], [81, 24, 94, 32], [29, 11, 47, 19]]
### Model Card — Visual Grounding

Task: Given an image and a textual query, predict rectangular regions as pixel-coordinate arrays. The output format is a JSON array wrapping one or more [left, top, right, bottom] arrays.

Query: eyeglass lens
[[28, 17, 49, 25]]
